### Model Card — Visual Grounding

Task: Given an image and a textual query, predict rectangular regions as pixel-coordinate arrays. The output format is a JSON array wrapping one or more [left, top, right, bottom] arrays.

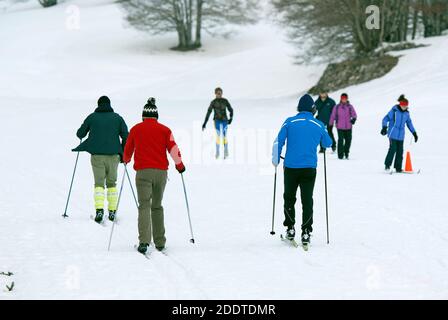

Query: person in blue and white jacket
[[381, 95, 418, 172], [272, 94, 332, 246]]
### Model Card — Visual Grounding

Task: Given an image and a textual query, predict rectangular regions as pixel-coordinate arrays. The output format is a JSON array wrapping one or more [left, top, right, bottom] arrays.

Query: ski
[[90, 215, 107, 227], [134, 245, 151, 259], [280, 234, 299, 248], [156, 248, 168, 256], [390, 169, 421, 175]]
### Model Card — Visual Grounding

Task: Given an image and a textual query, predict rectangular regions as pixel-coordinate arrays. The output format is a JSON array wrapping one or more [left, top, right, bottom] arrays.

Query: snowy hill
[[0, 0, 447, 299]]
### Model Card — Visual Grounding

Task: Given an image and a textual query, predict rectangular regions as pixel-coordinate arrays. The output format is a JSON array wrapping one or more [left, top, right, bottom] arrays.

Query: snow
[[0, 0, 447, 299]]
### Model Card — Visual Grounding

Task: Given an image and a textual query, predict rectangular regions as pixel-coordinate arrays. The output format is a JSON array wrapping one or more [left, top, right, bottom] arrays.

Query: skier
[[315, 90, 337, 153], [381, 95, 418, 172], [272, 94, 333, 247], [123, 98, 186, 255], [202, 87, 234, 159], [329, 93, 358, 160], [73, 96, 128, 223]]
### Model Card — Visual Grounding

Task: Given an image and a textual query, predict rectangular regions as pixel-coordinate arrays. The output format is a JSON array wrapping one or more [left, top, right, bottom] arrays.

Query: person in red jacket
[[123, 98, 185, 255]]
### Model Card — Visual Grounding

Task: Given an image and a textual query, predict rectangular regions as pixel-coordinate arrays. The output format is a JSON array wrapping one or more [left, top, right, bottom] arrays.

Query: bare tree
[[418, 0, 448, 37], [272, 0, 447, 63], [121, 0, 259, 51]]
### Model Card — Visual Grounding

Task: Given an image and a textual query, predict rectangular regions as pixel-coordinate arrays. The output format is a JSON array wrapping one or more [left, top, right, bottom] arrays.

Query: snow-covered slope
[[0, 0, 447, 299]]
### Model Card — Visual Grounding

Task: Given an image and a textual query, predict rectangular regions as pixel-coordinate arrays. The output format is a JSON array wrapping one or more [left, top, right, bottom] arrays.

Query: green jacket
[[203, 98, 234, 125], [72, 104, 128, 155]]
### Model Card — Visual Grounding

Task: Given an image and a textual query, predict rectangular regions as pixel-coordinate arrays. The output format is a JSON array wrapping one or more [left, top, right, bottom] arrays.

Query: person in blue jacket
[[381, 95, 418, 172], [272, 94, 333, 246]]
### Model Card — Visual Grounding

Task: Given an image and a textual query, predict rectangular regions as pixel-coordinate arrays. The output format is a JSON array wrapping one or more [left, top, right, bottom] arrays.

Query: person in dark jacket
[[202, 87, 234, 159], [73, 96, 129, 223], [123, 98, 185, 255], [315, 90, 337, 153], [381, 95, 418, 172], [272, 94, 332, 247], [329, 93, 358, 160]]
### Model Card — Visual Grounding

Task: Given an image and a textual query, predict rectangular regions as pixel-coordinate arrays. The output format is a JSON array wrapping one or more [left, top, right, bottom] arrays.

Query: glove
[[328, 125, 333, 133], [381, 127, 388, 136], [228, 118, 233, 125], [413, 132, 418, 143], [202, 123, 206, 131], [351, 118, 357, 125], [119, 154, 124, 164], [176, 162, 186, 174]]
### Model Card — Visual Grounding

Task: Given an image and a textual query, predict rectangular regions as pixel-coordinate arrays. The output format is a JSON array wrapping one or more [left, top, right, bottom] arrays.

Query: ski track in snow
[[1, 0, 448, 299]]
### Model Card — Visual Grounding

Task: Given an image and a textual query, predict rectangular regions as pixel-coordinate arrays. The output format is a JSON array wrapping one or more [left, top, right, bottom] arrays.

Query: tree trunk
[[194, 0, 203, 48], [411, 4, 419, 40], [38, 0, 57, 7]]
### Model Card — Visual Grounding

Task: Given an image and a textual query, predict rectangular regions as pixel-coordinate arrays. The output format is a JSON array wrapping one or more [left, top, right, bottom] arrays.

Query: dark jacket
[[315, 97, 336, 125], [203, 98, 234, 125], [72, 104, 129, 155]]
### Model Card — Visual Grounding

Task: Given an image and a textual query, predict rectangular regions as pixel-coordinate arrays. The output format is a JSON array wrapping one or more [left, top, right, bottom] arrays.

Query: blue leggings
[[215, 120, 229, 154]]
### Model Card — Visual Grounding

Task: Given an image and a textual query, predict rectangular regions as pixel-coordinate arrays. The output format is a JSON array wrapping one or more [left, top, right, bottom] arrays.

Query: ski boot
[[224, 148, 229, 159], [286, 226, 296, 240], [156, 246, 165, 252], [301, 229, 311, 248], [137, 243, 149, 255], [94, 209, 104, 224], [108, 210, 116, 222]]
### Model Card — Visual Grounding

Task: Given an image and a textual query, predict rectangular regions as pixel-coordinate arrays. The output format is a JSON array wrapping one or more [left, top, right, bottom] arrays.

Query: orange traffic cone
[[404, 151, 414, 173]]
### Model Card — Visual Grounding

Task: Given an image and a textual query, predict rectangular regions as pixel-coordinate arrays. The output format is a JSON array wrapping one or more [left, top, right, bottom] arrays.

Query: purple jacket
[[329, 102, 357, 130]]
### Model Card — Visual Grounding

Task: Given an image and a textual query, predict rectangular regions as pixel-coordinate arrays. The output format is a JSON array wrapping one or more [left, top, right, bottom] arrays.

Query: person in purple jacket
[[329, 93, 358, 160], [381, 95, 418, 172]]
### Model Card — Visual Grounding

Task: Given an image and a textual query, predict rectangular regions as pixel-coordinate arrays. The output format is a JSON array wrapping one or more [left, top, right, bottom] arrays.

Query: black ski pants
[[337, 129, 352, 159], [283, 167, 317, 233], [385, 139, 404, 170]]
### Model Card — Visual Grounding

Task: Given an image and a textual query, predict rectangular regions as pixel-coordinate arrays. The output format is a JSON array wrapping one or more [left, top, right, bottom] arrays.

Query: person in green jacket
[[202, 87, 234, 159], [315, 90, 337, 153], [73, 96, 129, 223]]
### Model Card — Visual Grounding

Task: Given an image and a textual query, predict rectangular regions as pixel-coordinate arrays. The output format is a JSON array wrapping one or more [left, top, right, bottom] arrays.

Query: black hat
[[98, 96, 111, 108], [398, 94, 406, 102], [142, 98, 158, 119], [297, 94, 316, 113]]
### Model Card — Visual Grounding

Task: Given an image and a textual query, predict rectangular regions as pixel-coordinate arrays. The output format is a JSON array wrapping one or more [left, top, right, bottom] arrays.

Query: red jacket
[[124, 119, 183, 171]]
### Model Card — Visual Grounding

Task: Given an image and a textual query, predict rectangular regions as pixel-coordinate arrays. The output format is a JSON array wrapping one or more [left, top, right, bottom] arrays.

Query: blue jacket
[[382, 105, 416, 141], [273, 112, 333, 169]]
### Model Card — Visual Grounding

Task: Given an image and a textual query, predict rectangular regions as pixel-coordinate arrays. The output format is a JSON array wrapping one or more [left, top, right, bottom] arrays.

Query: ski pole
[[62, 140, 82, 218], [323, 150, 330, 244], [125, 166, 139, 209], [181, 173, 195, 244], [270, 166, 278, 235], [107, 166, 127, 251]]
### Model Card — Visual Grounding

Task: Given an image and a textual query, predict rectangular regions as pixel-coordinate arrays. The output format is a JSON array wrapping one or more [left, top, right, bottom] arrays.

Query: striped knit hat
[[142, 97, 158, 119]]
